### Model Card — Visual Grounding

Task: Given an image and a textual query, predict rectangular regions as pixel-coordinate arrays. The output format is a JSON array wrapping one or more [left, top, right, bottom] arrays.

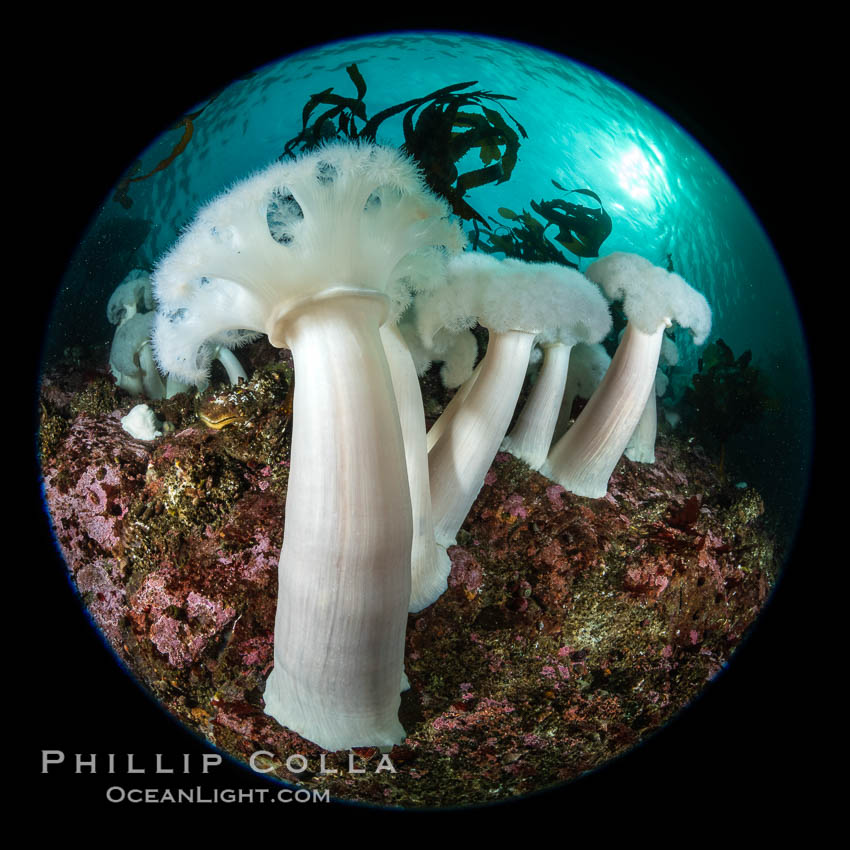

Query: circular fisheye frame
[[38, 32, 812, 809]]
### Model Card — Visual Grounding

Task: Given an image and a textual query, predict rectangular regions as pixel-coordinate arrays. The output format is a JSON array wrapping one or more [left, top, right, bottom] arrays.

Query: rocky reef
[[38, 341, 778, 808]]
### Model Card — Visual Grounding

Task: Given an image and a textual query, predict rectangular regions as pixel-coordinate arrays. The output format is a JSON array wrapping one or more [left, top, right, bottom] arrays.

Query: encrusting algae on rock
[[38, 332, 778, 808]]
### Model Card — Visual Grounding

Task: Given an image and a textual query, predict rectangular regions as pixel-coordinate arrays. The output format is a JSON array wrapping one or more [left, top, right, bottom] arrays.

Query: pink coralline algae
[[501, 493, 528, 519], [236, 633, 275, 669], [624, 558, 674, 598], [187, 590, 235, 628], [215, 523, 278, 583], [541, 659, 573, 682], [75, 559, 127, 649], [539, 538, 564, 568], [431, 697, 515, 733], [447, 546, 483, 594], [148, 616, 190, 667], [43, 412, 149, 571], [546, 484, 567, 510], [131, 573, 236, 667]]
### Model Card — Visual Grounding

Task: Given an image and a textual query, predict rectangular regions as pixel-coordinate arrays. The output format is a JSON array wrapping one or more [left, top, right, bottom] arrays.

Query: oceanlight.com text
[[106, 786, 330, 804]]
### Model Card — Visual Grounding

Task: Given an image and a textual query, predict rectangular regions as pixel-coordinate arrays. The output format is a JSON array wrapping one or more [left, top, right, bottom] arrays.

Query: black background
[[22, 11, 823, 828]]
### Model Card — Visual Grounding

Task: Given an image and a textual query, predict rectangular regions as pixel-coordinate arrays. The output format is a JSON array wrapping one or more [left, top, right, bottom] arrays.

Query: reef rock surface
[[39, 344, 778, 808]]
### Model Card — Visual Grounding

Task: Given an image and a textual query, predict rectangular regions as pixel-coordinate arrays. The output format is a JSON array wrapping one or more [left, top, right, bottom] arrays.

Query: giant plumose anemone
[[151, 141, 465, 752]]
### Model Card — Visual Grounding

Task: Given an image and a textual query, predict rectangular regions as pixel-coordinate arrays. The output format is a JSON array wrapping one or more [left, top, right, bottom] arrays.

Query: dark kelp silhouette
[[473, 206, 577, 266], [281, 63, 370, 154], [111, 61, 609, 261], [472, 181, 612, 266], [531, 182, 612, 258], [683, 338, 777, 471], [281, 63, 527, 226]]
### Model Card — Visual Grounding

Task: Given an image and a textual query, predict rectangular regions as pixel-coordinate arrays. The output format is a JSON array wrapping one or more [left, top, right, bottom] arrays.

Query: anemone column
[[381, 322, 450, 613], [429, 329, 537, 547], [625, 380, 659, 463], [263, 289, 412, 751], [501, 341, 572, 470], [541, 323, 663, 498], [425, 361, 481, 453]]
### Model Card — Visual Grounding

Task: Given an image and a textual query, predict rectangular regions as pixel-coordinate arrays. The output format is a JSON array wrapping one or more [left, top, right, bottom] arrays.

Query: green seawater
[[48, 31, 812, 546]]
